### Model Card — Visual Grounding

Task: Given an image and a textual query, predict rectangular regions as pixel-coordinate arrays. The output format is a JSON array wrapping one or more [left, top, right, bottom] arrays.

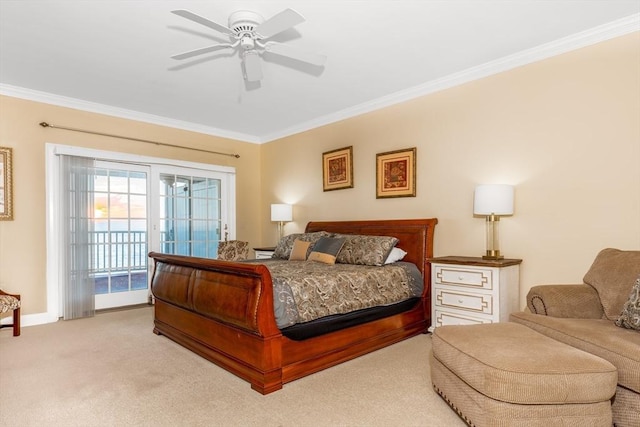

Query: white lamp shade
[[271, 204, 293, 222], [474, 185, 514, 215]]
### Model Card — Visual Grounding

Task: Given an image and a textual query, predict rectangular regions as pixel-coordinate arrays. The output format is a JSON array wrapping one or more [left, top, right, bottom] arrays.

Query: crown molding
[[261, 13, 640, 143], [0, 84, 262, 143], [2, 14, 638, 144]]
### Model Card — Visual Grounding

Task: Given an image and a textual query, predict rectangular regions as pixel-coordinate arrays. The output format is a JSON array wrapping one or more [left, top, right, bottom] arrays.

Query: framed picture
[[322, 146, 353, 191], [376, 147, 416, 198], [0, 146, 13, 220]]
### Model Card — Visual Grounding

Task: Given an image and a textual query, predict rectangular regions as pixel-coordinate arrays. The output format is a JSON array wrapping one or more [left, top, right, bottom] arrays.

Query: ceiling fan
[[171, 8, 327, 82]]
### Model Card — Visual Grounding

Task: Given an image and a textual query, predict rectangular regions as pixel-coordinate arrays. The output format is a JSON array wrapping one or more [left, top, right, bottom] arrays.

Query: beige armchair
[[217, 240, 249, 261], [511, 248, 640, 426], [0, 289, 20, 336], [527, 248, 639, 322]]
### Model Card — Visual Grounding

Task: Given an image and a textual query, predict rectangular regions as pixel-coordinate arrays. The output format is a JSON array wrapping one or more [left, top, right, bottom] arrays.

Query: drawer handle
[[457, 299, 463, 304], [458, 276, 464, 280]]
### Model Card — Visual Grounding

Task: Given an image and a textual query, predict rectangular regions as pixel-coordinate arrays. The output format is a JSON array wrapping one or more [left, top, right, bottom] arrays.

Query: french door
[[47, 144, 236, 319], [94, 165, 231, 308]]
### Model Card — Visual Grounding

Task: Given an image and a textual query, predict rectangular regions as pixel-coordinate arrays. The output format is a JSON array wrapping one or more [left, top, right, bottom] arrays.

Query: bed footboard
[[149, 252, 284, 393]]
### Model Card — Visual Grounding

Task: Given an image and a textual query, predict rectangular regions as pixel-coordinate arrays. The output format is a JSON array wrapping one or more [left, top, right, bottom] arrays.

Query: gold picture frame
[[376, 147, 416, 198], [0, 146, 13, 220], [322, 146, 353, 191]]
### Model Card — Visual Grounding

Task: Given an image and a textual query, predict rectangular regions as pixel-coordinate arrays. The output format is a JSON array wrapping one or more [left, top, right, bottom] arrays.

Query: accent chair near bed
[[0, 289, 20, 336], [217, 240, 249, 261], [511, 248, 640, 426]]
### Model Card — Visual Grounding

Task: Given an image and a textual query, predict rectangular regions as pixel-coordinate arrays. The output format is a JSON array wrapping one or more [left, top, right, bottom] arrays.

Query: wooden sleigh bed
[[149, 218, 437, 394]]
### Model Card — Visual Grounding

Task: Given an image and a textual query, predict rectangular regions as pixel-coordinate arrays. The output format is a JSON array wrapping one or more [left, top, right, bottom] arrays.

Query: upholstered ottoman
[[430, 323, 618, 427]]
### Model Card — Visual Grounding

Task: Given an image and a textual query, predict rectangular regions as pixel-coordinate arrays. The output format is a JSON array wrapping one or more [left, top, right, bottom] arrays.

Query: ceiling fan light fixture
[[242, 50, 263, 82]]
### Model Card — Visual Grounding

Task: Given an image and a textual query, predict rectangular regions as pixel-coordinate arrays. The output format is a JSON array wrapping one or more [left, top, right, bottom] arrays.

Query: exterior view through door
[[158, 173, 223, 258], [47, 144, 236, 320], [93, 162, 149, 310]]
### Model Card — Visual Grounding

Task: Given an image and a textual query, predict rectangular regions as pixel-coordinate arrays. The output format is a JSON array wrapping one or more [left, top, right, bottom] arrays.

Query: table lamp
[[271, 203, 293, 241], [474, 184, 514, 260]]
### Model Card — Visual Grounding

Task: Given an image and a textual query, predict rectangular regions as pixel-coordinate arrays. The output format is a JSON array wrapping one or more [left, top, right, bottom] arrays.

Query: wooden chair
[[0, 289, 20, 336], [217, 240, 249, 261]]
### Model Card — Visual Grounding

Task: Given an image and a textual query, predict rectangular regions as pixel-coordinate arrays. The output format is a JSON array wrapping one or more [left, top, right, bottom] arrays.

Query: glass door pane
[[93, 162, 150, 309], [159, 173, 222, 257]]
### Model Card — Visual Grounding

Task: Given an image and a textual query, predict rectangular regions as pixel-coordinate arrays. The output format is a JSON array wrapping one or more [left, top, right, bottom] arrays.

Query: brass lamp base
[[277, 221, 285, 241], [482, 214, 504, 260], [482, 250, 504, 260]]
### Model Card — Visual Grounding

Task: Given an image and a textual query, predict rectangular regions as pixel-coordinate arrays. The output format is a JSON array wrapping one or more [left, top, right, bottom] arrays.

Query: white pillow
[[384, 247, 407, 264]]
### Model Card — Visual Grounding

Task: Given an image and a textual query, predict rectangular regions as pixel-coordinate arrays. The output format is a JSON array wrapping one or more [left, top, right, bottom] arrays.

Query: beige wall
[[2, 32, 638, 320], [0, 96, 262, 315], [261, 32, 640, 308]]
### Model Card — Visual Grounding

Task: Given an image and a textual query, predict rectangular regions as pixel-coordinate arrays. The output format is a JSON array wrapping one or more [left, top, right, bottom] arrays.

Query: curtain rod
[[39, 122, 240, 158]]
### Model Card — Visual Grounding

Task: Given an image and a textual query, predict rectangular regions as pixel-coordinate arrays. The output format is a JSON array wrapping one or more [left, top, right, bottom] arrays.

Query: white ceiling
[[1, 1, 639, 143]]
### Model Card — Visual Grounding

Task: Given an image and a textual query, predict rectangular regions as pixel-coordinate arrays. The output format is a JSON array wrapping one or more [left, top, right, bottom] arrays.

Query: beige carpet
[[0, 307, 465, 427]]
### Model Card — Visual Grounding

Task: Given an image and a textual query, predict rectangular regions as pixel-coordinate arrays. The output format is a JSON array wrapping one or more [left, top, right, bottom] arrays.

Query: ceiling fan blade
[[171, 10, 233, 35], [254, 8, 305, 38], [264, 42, 326, 66], [243, 51, 263, 81], [171, 44, 233, 60]]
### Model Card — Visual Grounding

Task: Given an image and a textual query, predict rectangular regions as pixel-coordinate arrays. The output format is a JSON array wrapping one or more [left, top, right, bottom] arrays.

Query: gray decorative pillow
[[615, 276, 640, 331], [307, 237, 346, 265], [272, 231, 331, 260], [333, 234, 399, 266]]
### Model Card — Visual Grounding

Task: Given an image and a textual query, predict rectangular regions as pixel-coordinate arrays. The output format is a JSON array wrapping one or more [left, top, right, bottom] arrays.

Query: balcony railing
[[91, 230, 147, 273]]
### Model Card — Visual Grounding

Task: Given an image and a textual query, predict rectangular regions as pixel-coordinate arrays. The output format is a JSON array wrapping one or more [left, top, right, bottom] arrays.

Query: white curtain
[[60, 155, 96, 320]]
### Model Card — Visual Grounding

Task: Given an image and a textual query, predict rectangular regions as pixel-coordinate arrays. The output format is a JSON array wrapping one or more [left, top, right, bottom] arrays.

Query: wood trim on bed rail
[[149, 218, 437, 394]]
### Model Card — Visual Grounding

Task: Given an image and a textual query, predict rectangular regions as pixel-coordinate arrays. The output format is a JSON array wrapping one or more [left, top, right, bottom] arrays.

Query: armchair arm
[[526, 284, 604, 319], [0, 289, 20, 300]]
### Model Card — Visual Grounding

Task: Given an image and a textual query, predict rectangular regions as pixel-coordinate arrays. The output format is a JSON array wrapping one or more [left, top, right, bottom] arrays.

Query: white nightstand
[[428, 256, 522, 332], [253, 247, 276, 259]]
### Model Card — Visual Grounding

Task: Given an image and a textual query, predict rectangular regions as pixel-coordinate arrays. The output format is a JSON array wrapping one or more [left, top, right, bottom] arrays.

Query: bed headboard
[[305, 218, 437, 276]]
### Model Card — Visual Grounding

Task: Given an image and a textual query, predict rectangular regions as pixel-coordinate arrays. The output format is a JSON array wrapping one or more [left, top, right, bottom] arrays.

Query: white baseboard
[[1, 312, 59, 328]]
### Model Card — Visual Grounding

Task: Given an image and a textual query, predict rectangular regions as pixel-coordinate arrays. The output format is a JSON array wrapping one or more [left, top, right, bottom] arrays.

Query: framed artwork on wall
[[376, 147, 416, 198], [322, 146, 353, 191], [0, 146, 13, 220]]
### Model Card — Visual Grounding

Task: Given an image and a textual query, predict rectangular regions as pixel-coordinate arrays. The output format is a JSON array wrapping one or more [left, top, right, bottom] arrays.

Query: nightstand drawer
[[434, 266, 493, 290], [434, 288, 493, 314], [253, 247, 275, 259], [433, 309, 490, 328], [254, 251, 274, 259]]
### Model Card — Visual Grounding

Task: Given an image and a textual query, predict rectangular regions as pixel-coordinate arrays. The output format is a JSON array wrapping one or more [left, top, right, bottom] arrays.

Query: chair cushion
[[511, 311, 640, 393], [0, 295, 20, 313], [583, 248, 640, 320]]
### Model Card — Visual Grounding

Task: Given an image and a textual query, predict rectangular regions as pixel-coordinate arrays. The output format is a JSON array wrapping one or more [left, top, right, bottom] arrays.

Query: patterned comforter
[[245, 259, 423, 328]]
